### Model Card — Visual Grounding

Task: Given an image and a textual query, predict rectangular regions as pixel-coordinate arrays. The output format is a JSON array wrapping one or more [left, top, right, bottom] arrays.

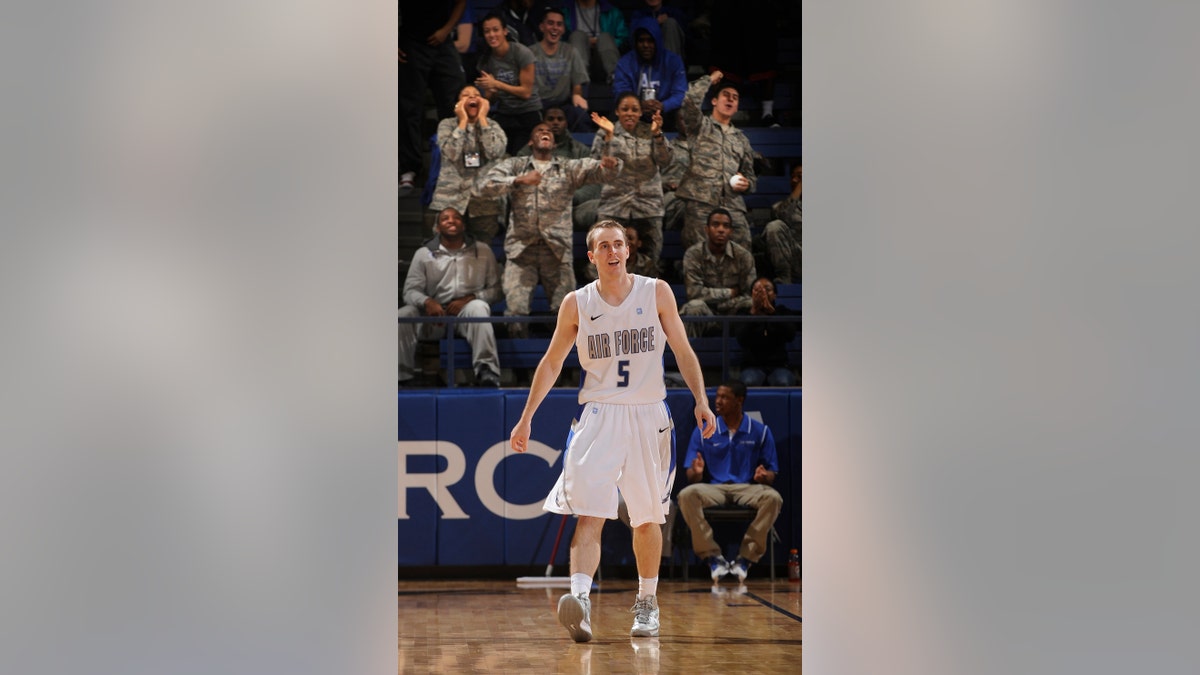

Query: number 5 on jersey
[[617, 359, 630, 387]]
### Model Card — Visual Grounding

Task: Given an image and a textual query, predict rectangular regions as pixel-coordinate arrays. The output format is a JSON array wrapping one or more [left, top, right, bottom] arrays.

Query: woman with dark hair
[[475, 11, 543, 156], [588, 93, 672, 265]]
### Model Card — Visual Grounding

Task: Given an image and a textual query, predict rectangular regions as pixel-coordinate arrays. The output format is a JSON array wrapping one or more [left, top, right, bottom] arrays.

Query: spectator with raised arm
[[430, 85, 508, 242], [476, 123, 622, 338], [588, 94, 673, 263], [676, 71, 756, 250]]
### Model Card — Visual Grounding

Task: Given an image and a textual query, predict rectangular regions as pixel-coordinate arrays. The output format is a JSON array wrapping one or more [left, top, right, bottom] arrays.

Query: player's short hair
[[586, 219, 627, 250]]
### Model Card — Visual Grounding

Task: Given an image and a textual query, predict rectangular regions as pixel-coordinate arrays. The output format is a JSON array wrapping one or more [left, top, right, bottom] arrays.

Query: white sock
[[761, 100, 774, 117], [638, 576, 658, 599], [570, 573, 593, 597]]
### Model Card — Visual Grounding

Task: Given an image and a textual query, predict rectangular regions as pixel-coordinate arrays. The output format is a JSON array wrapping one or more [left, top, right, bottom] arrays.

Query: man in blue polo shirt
[[678, 379, 782, 581]]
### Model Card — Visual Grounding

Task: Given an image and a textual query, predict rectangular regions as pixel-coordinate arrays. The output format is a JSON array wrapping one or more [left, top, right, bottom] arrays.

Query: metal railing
[[399, 313, 800, 387]]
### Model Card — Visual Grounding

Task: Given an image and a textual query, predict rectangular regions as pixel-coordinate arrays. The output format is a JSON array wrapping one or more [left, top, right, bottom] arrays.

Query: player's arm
[[510, 292, 580, 452], [656, 279, 716, 438]]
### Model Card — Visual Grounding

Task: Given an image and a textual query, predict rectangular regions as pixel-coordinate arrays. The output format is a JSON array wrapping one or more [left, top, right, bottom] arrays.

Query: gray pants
[[398, 299, 499, 380], [677, 482, 782, 563]]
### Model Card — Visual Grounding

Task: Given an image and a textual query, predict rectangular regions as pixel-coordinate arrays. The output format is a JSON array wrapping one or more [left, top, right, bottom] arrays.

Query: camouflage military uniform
[[660, 136, 691, 232], [679, 240, 757, 338], [430, 117, 508, 241], [760, 194, 801, 283], [676, 74, 756, 251], [518, 131, 603, 231], [476, 154, 621, 337], [591, 122, 672, 262]]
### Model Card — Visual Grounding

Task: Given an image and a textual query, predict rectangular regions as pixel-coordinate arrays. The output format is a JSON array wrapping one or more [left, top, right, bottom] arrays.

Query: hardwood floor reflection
[[399, 578, 802, 673]]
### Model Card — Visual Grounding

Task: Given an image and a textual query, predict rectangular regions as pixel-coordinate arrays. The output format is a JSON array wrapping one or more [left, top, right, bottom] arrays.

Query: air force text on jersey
[[585, 326, 658, 360]]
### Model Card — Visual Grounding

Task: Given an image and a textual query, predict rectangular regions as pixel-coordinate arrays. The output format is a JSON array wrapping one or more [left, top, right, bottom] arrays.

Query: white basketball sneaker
[[630, 595, 660, 637], [558, 593, 593, 642]]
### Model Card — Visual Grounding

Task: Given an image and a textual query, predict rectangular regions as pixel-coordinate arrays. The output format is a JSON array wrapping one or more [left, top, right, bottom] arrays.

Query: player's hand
[[691, 452, 705, 473], [696, 403, 716, 439], [753, 465, 770, 483], [510, 419, 532, 453]]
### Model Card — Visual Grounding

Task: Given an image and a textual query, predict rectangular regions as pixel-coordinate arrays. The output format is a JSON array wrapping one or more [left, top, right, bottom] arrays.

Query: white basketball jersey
[[575, 275, 667, 405]]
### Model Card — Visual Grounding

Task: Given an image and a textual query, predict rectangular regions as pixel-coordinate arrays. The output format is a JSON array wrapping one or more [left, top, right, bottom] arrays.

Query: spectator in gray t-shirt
[[532, 7, 590, 132]]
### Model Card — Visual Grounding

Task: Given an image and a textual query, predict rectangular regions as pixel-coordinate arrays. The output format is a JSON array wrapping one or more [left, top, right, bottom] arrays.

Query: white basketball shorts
[[543, 401, 676, 527]]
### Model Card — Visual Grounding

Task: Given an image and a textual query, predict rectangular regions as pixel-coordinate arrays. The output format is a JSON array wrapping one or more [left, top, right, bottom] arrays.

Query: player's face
[[714, 386, 741, 416], [616, 97, 642, 131], [588, 227, 629, 271]]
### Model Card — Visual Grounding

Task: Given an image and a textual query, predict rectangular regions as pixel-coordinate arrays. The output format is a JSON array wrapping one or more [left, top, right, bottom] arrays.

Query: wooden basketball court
[[398, 577, 802, 673]]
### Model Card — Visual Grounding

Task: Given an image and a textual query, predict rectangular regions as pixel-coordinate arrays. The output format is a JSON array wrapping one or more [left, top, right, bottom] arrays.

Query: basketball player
[[510, 219, 716, 642]]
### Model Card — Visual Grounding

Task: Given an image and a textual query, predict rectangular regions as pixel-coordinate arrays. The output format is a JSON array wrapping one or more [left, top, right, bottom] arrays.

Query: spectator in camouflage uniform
[[677, 71, 756, 251], [476, 122, 622, 338], [660, 109, 691, 233], [399, 207, 503, 387], [756, 162, 801, 283], [517, 106, 590, 159], [679, 208, 757, 338], [517, 107, 601, 232], [430, 85, 509, 242], [588, 93, 673, 264]]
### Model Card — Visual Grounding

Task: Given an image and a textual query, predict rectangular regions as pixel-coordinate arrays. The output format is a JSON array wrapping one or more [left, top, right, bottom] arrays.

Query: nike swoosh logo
[[658, 426, 670, 433], [590, 314, 604, 321]]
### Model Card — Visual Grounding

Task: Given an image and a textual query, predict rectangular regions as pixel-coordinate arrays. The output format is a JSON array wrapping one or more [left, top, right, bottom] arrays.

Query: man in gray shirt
[[532, 8, 590, 131], [399, 207, 503, 387]]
